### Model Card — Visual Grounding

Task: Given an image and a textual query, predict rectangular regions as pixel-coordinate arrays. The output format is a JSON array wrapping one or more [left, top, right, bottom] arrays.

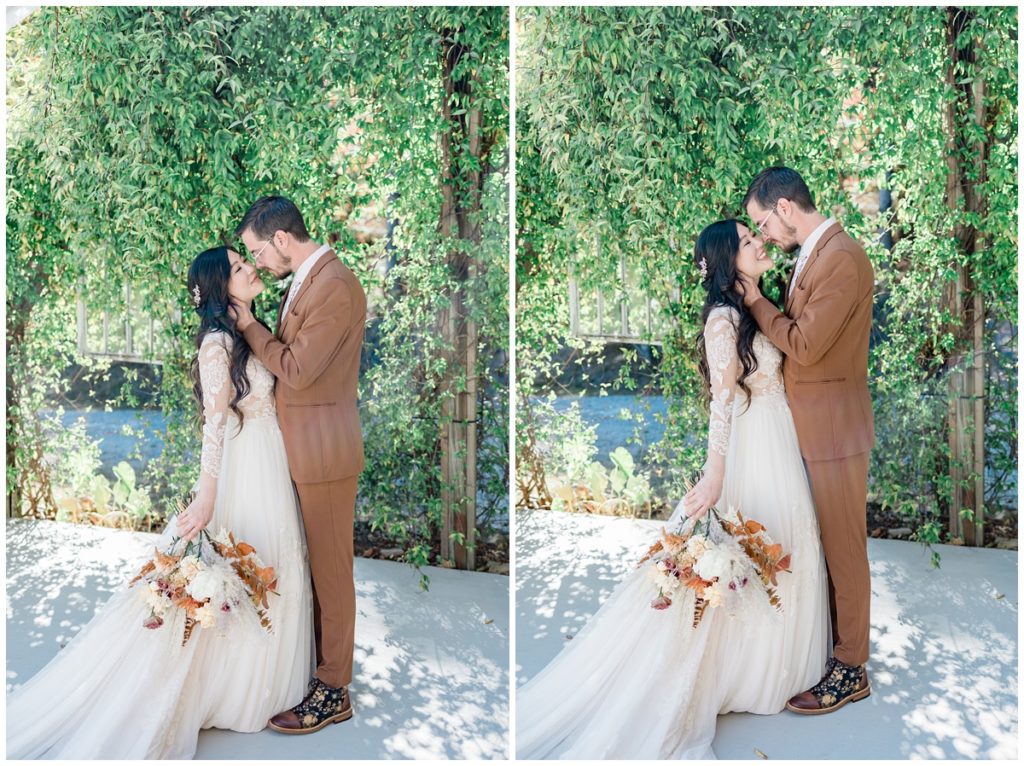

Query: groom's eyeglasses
[[754, 205, 779, 233], [250, 238, 275, 263]]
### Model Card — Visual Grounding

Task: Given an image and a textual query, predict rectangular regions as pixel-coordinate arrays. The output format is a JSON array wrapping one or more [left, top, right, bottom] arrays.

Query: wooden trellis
[[77, 283, 177, 364], [569, 252, 679, 344]]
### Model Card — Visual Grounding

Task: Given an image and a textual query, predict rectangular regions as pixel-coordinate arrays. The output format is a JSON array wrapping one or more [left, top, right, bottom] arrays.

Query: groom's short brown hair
[[743, 167, 817, 213], [236, 196, 311, 242]]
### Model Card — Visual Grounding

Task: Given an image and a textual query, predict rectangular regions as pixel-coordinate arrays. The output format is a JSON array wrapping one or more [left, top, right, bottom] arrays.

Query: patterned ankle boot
[[268, 678, 354, 734], [786, 657, 870, 715]]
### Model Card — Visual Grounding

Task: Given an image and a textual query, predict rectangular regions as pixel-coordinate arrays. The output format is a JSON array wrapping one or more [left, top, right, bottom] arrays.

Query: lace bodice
[[197, 332, 276, 480], [705, 305, 786, 457]]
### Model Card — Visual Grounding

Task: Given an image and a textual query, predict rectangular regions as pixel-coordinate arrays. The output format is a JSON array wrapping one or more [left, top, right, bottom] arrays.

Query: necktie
[[283, 276, 302, 318], [789, 246, 809, 297]]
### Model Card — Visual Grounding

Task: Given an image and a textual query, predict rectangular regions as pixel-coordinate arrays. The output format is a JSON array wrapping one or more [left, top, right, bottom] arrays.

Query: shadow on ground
[[7, 519, 508, 760], [515, 509, 1017, 760]]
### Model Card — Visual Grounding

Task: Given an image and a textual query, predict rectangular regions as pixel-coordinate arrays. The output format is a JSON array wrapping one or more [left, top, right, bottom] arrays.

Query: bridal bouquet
[[129, 517, 279, 645], [637, 507, 791, 628]]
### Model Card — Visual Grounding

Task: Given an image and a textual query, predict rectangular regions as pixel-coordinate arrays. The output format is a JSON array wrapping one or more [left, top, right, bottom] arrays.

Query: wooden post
[[125, 283, 134, 356], [438, 28, 482, 570], [5, 377, 20, 519], [969, 63, 987, 546], [618, 255, 629, 336], [943, 8, 964, 542], [943, 7, 987, 546]]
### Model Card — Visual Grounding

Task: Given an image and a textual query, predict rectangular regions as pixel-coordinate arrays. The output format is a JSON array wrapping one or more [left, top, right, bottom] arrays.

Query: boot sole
[[267, 705, 354, 735], [786, 685, 871, 716]]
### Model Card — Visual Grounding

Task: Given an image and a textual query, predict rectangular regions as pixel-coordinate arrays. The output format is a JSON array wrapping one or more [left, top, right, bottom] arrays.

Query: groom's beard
[[268, 258, 293, 280], [780, 222, 801, 254]]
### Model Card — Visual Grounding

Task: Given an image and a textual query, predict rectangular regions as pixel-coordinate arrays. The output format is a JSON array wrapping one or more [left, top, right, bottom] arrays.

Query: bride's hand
[[682, 472, 723, 519], [177, 495, 214, 542]]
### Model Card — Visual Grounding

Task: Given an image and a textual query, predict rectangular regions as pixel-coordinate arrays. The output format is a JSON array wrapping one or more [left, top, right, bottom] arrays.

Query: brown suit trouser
[[804, 452, 871, 667], [294, 476, 357, 689]]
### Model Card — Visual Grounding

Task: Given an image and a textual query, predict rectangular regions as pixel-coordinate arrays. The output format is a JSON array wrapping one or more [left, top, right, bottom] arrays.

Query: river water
[[38, 409, 509, 530], [549, 394, 1017, 508]]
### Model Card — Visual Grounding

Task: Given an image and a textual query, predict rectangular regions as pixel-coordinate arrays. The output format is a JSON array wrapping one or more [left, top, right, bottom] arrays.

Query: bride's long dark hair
[[186, 246, 262, 431], [694, 219, 761, 407]]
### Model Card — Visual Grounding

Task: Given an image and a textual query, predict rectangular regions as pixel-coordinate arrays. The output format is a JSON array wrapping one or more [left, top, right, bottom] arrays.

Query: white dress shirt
[[789, 217, 836, 297], [282, 243, 331, 317]]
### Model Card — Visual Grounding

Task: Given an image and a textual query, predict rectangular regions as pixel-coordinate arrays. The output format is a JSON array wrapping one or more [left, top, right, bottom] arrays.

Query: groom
[[739, 167, 874, 715], [231, 196, 366, 734]]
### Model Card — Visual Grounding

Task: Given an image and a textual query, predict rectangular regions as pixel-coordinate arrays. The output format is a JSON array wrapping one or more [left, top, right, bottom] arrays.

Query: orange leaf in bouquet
[[236, 541, 256, 557], [154, 548, 179, 570], [256, 566, 277, 587], [637, 539, 664, 566], [683, 575, 711, 597], [744, 519, 765, 535], [172, 594, 206, 612], [661, 529, 688, 554], [766, 553, 792, 586], [129, 560, 156, 586]]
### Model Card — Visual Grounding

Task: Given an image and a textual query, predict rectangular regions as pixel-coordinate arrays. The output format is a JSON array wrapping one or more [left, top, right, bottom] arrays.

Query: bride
[[516, 219, 830, 759], [6, 246, 313, 759]]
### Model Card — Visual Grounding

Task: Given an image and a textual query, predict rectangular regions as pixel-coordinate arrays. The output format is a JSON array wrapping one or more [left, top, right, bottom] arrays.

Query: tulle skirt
[[6, 414, 314, 759], [516, 392, 829, 759]]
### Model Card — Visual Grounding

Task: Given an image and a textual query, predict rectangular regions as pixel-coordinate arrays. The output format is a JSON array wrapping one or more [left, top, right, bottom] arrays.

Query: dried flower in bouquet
[[129, 499, 279, 645], [637, 503, 792, 629]]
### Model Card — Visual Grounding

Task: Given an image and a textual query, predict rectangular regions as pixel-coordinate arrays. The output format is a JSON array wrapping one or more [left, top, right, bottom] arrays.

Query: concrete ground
[[6, 519, 509, 760], [515, 509, 1018, 760]]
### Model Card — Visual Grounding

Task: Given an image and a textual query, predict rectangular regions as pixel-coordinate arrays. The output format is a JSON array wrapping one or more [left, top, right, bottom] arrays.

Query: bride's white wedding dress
[[516, 305, 830, 759], [7, 332, 313, 759]]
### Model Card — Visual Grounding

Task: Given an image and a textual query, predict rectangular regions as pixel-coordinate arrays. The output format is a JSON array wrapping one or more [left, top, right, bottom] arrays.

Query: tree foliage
[[6, 6, 509, 566], [516, 6, 1017, 541]]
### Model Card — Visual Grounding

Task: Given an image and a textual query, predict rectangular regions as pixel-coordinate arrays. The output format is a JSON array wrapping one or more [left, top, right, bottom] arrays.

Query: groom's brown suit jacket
[[749, 221, 875, 461], [243, 250, 366, 484]]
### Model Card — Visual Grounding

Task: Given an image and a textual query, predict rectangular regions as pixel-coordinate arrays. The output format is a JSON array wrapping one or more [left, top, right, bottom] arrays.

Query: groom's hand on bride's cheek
[[229, 300, 253, 330], [737, 274, 760, 306]]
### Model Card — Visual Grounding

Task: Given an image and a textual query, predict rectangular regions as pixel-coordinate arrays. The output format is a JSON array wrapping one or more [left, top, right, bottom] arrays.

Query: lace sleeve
[[198, 334, 232, 481], [705, 307, 740, 458]]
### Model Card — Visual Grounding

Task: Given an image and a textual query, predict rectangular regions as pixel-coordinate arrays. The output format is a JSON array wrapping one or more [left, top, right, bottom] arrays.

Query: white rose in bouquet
[[685, 536, 709, 558], [186, 569, 224, 605], [179, 555, 202, 580], [693, 546, 740, 582]]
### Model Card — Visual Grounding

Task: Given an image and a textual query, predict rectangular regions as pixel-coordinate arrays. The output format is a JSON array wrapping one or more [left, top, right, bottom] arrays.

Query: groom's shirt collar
[[291, 243, 332, 287], [282, 243, 331, 318], [799, 217, 837, 261], [788, 217, 836, 298]]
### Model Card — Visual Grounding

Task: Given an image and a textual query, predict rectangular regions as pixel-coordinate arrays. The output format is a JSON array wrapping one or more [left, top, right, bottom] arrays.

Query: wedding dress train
[[516, 306, 830, 759], [7, 332, 314, 759]]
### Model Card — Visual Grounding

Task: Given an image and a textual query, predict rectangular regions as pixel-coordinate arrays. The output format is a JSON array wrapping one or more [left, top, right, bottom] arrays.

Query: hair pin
[[192, 284, 201, 307], [698, 258, 708, 281]]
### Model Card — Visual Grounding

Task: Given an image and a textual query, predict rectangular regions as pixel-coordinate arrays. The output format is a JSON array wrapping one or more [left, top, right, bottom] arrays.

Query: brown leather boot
[[786, 657, 870, 715], [268, 678, 354, 734]]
